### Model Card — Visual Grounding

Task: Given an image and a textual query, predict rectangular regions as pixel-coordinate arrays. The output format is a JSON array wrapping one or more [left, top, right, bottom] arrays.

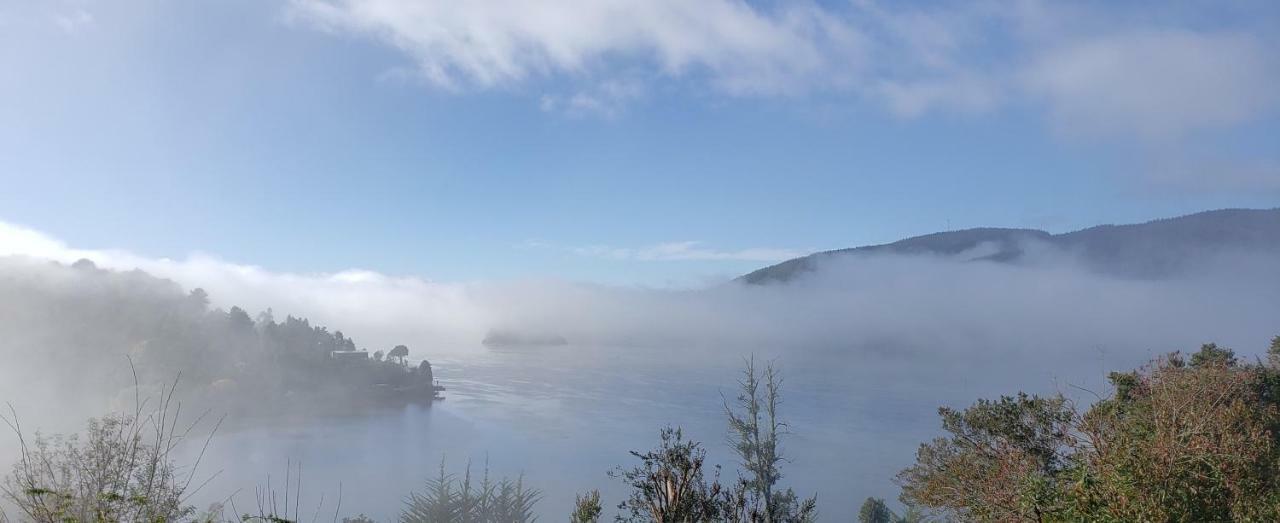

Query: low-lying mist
[[1, 220, 1278, 520]]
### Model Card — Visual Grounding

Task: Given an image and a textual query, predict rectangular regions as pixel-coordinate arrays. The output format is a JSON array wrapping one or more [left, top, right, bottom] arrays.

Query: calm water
[[186, 343, 1097, 522]]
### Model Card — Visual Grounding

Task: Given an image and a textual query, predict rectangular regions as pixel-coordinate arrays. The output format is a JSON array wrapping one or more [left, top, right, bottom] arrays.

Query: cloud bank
[[4, 218, 1277, 368]]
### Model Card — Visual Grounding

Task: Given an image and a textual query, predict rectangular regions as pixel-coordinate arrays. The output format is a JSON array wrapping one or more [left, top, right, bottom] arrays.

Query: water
[[186, 342, 1102, 522]]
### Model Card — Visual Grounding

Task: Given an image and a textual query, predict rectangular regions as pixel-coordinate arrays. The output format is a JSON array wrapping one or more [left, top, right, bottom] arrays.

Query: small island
[[481, 328, 568, 348]]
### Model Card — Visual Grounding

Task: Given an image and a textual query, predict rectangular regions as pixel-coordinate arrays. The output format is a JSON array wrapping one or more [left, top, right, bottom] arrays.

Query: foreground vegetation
[[2, 357, 814, 523], [885, 336, 1280, 522], [7, 335, 1280, 522]]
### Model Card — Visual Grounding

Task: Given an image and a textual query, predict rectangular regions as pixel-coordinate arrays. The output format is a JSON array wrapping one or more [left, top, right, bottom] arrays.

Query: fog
[[1, 220, 1278, 520]]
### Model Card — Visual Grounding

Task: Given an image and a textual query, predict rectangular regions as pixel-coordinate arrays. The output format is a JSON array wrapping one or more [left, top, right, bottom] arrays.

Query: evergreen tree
[[857, 498, 892, 523], [570, 490, 602, 523]]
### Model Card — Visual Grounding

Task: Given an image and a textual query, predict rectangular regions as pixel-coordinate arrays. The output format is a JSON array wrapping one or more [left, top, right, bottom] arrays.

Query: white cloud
[[52, 7, 92, 34], [285, 0, 1280, 143], [0, 223, 801, 358], [1023, 30, 1280, 140], [0, 221, 489, 351], [539, 78, 645, 118], [874, 74, 1001, 118], [287, 0, 866, 95]]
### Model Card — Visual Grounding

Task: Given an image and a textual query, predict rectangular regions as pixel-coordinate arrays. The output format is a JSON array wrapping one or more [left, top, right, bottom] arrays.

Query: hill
[[0, 257, 438, 420], [740, 208, 1280, 284]]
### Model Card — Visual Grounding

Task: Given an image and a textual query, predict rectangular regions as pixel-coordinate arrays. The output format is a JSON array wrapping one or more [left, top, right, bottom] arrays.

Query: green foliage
[[611, 427, 727, 523], [0, 259, 434, 418], [723, 357, 816, 523], [1189, 342, 1236, 368], [898, 337, 1280, 522], [857, 498, 892, 523], [609, 358, 817, 523], [897, 392, 1074, 521], [569, 490, 602, 523], [389, 345, 410, 366], [401, 460, 540, 523]]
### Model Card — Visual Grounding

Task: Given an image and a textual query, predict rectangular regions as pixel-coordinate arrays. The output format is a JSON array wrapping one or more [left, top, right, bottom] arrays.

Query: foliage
[[611, 427, 727, 523], [401, 460, 540, 523], [1188, 342, 1236, 368], [897, 338, 1280, 522], [896, 392, 1074, 521], [722, 357, 815, 523], [857, 498, 892, 523], [0, 259, 435, 417], [570, 490, 602, 523], [0, 376, 220, 523], [389, 346, 410, 366]]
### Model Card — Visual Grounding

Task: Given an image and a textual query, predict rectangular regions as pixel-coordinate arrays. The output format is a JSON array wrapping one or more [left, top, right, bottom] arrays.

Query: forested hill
[[740, 208, 1280, 284], [0, 257, 435, 419]]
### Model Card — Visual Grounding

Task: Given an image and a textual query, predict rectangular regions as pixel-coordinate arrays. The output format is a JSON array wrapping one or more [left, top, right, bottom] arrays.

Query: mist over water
[[2, 224, 1279, 521], [185, 345, 945, 522]]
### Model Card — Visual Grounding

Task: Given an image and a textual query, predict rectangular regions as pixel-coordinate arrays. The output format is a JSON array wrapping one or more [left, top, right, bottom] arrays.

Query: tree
[[611, 427, 726, 523], [373, 350, 385, 362], [402, 460, 540, 523], [897, 338, 1280, 522], [1068, 353, 1280, 521], [896, 392, 1074, 521], [228, 306, 254, 331], [1189, 342, 1236, 368], [570, 489, 603, 523], [1, 378, 219, 523], [187, 287, 210, 308], [723, 357, 816, 523], [857, 498, 892, 523], [389, 345, 410, 366], [417, 359, 434, 385]]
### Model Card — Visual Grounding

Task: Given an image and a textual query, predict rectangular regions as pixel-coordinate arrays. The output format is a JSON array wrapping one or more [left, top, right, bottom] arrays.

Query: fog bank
[[1, 220, 1278, 519]]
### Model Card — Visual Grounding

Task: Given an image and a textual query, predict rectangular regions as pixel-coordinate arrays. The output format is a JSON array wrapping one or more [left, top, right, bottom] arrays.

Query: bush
[[897, 339, 1280, 521], [402, 460, 540, 523], [1, 376, 220, 523]]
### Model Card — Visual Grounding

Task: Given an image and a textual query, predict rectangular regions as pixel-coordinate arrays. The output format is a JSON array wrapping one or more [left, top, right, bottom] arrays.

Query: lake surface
[[187, 342, 1120, 522]]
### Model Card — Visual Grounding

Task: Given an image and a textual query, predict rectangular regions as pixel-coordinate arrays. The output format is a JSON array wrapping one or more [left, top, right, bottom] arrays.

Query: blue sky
[[1, 0, 1278, 285]]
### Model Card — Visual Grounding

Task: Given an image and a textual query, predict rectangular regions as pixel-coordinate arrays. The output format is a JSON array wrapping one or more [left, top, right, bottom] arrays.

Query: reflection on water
[[188, 345, 949, 522]]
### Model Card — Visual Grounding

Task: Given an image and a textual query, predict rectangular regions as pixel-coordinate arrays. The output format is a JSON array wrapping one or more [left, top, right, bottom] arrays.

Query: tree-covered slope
[[0, 257, 436, 420]]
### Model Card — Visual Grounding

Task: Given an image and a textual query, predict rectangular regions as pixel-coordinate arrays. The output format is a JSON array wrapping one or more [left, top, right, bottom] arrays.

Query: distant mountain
[[739, 208, 1280, 284]]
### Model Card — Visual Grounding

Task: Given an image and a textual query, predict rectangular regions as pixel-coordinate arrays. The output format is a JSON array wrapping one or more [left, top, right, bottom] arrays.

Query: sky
[[1, 0, 1278, 285]]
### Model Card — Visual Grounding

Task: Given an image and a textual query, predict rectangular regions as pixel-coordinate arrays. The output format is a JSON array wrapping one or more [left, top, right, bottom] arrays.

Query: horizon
[[2, 205, 1277, 292]]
